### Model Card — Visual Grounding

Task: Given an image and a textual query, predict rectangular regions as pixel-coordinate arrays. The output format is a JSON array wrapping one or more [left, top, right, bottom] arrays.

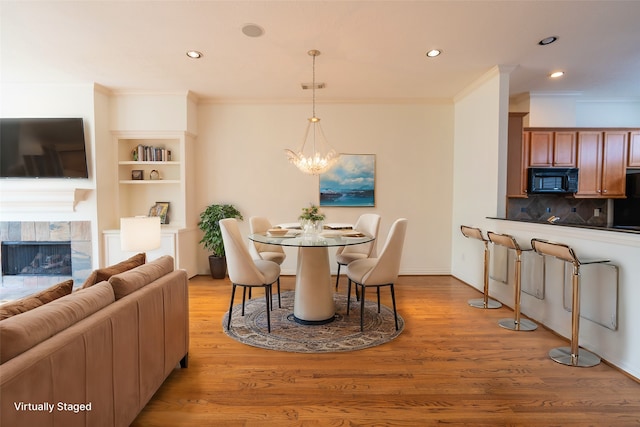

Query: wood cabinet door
[[629, 131, 640, 167], [601, 131, 628, 197], [553, 131, 577, 166], [576, 132, 603, 197], [528, 131, 553, 166], [506, 114, 528, 197]]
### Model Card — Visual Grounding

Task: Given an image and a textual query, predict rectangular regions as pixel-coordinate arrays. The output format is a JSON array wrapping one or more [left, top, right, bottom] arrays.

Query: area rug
[[222, 290, 404, 353]]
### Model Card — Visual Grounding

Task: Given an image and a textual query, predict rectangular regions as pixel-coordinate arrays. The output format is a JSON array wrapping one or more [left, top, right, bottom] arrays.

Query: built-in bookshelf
[[114, 131, 194, 227], [108, 131, 198, 277]]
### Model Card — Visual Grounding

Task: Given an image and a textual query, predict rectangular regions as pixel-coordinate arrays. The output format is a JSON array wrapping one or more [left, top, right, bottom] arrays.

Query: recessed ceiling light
[[550, 71, 565, 78], [186, 50, 202, 59], [426, 49, 442, 58], [242, 23, 264, 38], [538, 36, 558, 46]]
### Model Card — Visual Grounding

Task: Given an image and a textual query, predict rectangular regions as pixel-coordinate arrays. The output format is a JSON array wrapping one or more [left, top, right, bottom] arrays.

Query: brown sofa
[[0, 255, 189, 427]]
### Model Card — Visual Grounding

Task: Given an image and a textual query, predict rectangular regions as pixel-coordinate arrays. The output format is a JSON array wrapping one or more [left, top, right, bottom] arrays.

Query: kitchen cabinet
[[576, 131, 628, 198], [527, 130, 576, 167], [629, 131, 640, 167], [506, 113, 529, 197]]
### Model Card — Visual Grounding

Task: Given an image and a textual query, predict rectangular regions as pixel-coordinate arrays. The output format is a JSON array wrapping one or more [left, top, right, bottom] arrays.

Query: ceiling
[[2, 0, 640, 102]]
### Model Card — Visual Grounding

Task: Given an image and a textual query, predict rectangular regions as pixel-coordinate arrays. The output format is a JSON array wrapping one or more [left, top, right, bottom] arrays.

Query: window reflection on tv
[[0, 118, 89, 178]]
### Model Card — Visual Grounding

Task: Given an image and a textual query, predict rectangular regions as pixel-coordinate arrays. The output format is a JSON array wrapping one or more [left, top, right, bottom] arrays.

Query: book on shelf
[[135, 144, 172, 162]]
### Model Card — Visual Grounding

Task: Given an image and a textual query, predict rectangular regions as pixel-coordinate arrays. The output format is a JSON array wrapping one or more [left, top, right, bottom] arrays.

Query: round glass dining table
[[249, 230, 374, 325]]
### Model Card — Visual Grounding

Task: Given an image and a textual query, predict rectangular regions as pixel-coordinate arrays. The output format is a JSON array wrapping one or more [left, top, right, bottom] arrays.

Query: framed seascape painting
[[319, 154, 375, 207]]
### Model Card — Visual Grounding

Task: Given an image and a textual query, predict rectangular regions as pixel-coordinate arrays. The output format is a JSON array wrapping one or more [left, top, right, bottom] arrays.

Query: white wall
[[575, 99, 640, 127], [195, 101, 454, 275], [450, 68, 505, 288], [109, 92, 193, 131], [527, 93, 578, 127], [525, 93, 640, 127]]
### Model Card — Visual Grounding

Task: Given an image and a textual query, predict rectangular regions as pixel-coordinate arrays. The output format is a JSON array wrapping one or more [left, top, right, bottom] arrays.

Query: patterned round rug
[[222, 290, 404, 353]]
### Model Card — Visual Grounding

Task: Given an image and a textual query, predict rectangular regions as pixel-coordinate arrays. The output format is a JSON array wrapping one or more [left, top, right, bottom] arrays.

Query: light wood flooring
[[132, 275, 640, 426]]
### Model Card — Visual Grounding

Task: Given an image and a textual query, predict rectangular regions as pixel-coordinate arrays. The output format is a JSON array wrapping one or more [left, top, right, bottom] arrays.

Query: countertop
[[488, 217, 640, 235]]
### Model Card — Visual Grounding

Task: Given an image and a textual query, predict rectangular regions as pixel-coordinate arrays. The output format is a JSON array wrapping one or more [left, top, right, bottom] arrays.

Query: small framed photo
[[149, 202, 170, 224], [131, 170, 143, 180]]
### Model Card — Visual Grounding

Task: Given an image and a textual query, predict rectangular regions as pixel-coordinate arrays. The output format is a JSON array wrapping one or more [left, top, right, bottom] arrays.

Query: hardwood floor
[[132, 275, 640, 426]]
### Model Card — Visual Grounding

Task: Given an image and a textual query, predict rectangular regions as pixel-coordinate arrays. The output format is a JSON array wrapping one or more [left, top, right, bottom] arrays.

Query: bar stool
[[460, 225, 502, 309], [531, 238, 608, 367], [487, 232, 537, 331]]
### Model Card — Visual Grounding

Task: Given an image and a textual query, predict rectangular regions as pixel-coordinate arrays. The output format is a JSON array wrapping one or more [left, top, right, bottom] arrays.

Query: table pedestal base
[[293, 246, 335, 324]]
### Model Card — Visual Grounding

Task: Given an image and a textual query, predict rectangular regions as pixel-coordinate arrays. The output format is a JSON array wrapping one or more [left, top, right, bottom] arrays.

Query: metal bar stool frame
[[487, 231, 537, 331], [460, 225, 502, 309], [531, 238, 609, 367]]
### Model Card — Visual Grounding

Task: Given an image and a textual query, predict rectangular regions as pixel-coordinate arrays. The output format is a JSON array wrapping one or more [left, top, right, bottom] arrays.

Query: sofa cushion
[[0, 280, 74, 321], [0, 281, 115, 364], [81, 253, 146, 289], [109, 255, 174, 300]]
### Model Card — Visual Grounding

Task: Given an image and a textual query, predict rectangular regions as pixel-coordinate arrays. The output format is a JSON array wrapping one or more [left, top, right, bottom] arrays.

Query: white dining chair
[[249, 216, 285, 307], [220, 218, 281, 333], [335, 213, 381, 291], [345, 218, 407, 331]]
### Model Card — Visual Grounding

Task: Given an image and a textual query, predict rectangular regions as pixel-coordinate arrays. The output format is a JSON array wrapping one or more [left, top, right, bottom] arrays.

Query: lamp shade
[[120, 216, 161, 252]]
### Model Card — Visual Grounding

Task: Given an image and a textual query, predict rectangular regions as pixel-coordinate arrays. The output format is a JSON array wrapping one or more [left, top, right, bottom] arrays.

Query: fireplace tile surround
[[0, 221, 92, 301]]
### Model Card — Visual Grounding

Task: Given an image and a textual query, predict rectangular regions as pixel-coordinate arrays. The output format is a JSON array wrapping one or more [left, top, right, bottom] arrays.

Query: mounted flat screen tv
[[0, 118, 89, 178]]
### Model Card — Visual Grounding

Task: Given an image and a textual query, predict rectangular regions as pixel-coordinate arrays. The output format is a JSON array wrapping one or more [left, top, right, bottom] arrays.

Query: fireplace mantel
[[0, 188, 91, 213]]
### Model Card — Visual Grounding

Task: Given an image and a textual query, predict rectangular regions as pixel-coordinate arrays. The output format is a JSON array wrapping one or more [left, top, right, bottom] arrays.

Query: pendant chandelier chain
[[312, 52, 316, 119]]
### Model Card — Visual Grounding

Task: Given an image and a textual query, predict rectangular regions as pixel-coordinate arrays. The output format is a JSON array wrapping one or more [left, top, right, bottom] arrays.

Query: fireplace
[[2, 241, 72, 276], [0, 221, 92, 291]]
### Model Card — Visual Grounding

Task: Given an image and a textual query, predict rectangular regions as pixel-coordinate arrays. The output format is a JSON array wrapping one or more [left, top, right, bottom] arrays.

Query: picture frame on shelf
[[149, 202, 170, 224], [131, 169, 143, 180]]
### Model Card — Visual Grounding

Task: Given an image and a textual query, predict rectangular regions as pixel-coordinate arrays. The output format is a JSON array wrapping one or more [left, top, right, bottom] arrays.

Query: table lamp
[[120, 216, 161, 253]]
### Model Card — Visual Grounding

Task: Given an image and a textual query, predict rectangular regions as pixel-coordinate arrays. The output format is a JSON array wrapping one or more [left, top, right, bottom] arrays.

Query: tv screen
[[0, 118, 89, 178]]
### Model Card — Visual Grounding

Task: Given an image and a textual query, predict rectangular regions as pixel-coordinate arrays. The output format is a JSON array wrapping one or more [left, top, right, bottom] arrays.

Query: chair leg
[[248, 288, 252, 300], [227, 284, 237, 330], [360, 285, 366, 332], [269, 284, 274, 311], [376, 287, 381, 313], [390, 283, 399, 331], [264, 285, 271, 333], [277, 277, 282, 308], [346, 279, 352, 315], [335, 263, 342, 290], [241, 287, 247, 316]]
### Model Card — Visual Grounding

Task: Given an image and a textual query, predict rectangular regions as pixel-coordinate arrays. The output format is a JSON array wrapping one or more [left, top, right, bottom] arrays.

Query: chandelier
[[285, 49, 339, 175]]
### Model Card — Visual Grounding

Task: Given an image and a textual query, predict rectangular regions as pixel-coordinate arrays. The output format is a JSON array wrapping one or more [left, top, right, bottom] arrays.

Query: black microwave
[[528, 167, 579, 194]]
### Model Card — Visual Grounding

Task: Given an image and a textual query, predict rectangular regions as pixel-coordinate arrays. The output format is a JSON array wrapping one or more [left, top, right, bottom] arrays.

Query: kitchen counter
[[489, 217, 640, 235]]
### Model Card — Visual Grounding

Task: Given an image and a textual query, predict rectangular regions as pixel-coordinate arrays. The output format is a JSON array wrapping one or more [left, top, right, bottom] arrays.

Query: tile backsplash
[[506, 196, 609, 226]]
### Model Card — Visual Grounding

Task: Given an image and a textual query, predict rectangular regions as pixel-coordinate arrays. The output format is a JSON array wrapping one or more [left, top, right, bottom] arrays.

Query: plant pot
[[208, 255, 227, 279]]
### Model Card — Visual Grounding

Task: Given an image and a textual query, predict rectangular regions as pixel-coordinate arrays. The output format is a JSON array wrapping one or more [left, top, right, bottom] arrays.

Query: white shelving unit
[[106, 131, 198, 277], [115, 132, 187, 225]]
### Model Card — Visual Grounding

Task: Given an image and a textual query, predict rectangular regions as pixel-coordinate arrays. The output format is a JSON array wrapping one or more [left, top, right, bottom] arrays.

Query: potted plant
[[299, 204, 325, 235], [198, 204, 243, 279]]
